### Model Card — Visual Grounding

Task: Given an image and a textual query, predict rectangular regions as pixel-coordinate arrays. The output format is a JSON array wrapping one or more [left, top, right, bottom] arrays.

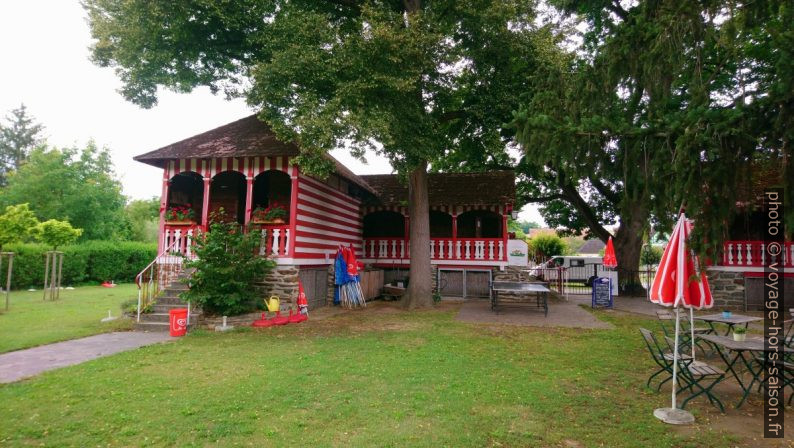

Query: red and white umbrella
[[602, 236, 617, 268], [649, 211, 713, 424]]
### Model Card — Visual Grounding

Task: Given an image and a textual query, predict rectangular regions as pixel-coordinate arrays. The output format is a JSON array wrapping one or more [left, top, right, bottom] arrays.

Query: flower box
[[165, 220, 196, 226], [251, 218, 286, 225]]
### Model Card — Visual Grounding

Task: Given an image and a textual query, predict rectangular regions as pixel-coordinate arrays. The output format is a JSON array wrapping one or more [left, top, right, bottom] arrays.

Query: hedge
[[3, 241, 157, 289]]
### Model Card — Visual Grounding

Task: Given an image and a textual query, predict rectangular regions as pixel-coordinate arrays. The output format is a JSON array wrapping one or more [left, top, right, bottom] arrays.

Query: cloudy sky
[[0, 1, 544, 225]]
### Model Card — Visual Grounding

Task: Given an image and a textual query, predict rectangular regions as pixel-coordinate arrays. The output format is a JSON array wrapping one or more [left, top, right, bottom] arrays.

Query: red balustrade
[[721, 240, 792, 267]]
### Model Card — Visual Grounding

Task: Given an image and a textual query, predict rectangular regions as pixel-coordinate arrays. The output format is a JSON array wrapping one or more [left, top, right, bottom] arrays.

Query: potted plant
[[251, 202, 287, 224], [733, 326, 747, 342], [166, 205, 196, 224]]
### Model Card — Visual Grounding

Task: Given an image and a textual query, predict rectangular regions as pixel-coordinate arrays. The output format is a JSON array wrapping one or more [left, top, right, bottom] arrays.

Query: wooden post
[[42, 251, 50, 301], [158, 174, 170, 254], [244, 177, 254, 229], [56, 252, 64, 300], [3, 253, 13, 311], [201, 177, 212, 230]]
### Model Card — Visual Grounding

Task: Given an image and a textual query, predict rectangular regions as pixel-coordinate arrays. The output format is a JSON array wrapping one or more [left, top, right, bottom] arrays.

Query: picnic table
[[490, 281, 550, 317], [694, 313, 762, 336], [697, 333, 794, 408]]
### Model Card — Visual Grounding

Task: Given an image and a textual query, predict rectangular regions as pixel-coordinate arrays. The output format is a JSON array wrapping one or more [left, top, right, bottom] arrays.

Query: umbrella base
[[653, 408, 694, 425]]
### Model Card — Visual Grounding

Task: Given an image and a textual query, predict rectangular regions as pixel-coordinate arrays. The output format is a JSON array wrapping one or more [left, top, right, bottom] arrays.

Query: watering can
[[264, 295, 280, 312]]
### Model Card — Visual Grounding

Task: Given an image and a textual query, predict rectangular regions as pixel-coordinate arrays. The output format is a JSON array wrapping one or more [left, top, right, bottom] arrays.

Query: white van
[[536, 256, 608, 286]]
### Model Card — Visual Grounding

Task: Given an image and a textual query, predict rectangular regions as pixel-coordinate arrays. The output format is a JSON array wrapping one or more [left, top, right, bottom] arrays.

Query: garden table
[[697, 333, 793, 408], [694, 313, 762, 336], [490, 281, 550, 317]]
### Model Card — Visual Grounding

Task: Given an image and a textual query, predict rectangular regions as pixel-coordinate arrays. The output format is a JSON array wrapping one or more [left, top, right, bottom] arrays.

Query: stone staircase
[[134, 276, 201, 332]]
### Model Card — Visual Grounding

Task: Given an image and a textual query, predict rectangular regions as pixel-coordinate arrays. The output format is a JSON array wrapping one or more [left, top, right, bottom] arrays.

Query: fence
[[527, 265, 658, 298]]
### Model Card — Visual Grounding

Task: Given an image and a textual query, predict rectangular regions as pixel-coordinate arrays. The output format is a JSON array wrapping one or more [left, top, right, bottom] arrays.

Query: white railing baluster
[[400, 240, 405, 258], [430, 240, 435, 258], [464, 241, 471, 259], [283, 229, 290, 255], [498, 241, 504, 260], [456, 241, 462, 259], [727, 243, 734, 265], [391, 239, 397, 258], [746, 243, 752, 265], [736, 243, 743, 264], [271, 228, 280, 255], [488, 241, 495, 260]]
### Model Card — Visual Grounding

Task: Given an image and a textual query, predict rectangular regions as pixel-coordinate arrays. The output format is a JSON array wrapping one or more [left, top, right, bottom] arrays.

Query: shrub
[[640, 245, 663, 266], [32, 219, 82, 249], [4, 241, 157, 289], [528, 234, 568, 260], [182, 217, 275, 316]]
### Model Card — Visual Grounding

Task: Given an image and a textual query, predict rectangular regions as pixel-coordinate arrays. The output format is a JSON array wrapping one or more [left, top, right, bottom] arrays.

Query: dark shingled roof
[[133, 115, 375, 194], [360, 171, 515, 207]]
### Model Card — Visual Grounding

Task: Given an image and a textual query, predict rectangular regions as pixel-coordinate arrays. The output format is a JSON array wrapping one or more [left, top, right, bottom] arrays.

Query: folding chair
[[656, 310, 710, 355], [639, 328, 695, 391], [661, 335, 726, 411], [752, 356, 794, 406]]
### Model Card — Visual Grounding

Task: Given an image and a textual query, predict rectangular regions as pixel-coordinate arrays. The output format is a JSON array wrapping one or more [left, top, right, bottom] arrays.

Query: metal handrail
[[135, 240, 186, 323]]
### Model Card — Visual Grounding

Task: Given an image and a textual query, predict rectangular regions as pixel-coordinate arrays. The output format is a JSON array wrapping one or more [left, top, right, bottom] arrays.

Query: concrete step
[[154, 295, 187, 305], [152, 303, 194, 313], [141, 312, 201, 323], [134, 322, 198, 332]]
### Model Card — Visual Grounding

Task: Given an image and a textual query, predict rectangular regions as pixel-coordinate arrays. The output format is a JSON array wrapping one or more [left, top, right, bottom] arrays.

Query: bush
[[528, 234, 568, 260], [640, 245, 663, 266], [182, 218, 275, 316], [3, 241, 157, 289]]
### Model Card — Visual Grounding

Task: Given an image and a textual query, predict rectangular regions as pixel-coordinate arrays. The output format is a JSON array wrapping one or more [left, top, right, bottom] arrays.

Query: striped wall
[[293, 174, 362, 262], [163, 156, 292, 179]]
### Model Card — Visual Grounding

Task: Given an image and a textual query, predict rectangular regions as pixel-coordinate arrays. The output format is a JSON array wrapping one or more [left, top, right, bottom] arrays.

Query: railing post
[[244, 177, 254, 228], [283, 228, 290, 255], [272, 228, 280, 255], [201, 177, 212, 230]]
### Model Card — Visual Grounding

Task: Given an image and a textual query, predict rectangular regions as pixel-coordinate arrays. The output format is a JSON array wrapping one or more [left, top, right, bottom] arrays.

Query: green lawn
[[0, 284, 135, 353], [0, 304, 743, 447]]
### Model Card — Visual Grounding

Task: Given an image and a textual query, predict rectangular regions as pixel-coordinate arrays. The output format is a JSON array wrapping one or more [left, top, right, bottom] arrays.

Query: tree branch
[[518, 193, 565, 203], [557, 174, 612, 242], [588, 176, 621, 205]]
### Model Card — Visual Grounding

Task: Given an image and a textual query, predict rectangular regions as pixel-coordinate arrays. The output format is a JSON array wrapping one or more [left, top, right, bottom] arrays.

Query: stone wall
[[256, 265, 300, 308], [492, 266, 523, 282], [706, 269, 745, 310]]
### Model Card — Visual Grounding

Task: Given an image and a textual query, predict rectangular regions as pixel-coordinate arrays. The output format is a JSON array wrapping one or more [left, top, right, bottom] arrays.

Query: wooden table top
[[697, 334, 794, 353], [694, 314, 763, 325]]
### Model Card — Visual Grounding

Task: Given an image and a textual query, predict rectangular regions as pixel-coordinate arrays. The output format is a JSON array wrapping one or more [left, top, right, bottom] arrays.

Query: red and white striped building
[[134, 116, 516, 302]]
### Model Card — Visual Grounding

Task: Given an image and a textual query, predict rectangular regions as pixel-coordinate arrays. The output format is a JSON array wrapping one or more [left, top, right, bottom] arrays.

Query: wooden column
[[404, 215, 410, 259], [201, 177, 212, 230], [288, 168, 299, 257], [243, 177, 254, 229], [158, 175, 170, 253]]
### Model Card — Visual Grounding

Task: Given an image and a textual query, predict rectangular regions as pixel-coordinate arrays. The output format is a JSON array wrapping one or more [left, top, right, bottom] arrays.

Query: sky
[[0, 0, 545, 225]]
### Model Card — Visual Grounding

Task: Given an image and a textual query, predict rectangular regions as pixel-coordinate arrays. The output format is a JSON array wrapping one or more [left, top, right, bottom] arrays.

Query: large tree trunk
[[613, 211, 646, 296], [403, 161, 433, 308]]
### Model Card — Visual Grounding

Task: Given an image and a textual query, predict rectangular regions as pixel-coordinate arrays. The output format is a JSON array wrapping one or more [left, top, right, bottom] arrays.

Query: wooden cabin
[[134, 115, 517, 306]]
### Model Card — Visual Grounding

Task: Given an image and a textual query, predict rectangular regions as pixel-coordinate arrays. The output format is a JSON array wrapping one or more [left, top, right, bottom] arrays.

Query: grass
[[0, 304, 742, 447], [0, 284, 135, 353]]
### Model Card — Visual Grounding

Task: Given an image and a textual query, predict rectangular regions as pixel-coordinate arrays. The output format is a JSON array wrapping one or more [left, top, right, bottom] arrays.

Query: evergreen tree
[[0, 104, 44, 185]]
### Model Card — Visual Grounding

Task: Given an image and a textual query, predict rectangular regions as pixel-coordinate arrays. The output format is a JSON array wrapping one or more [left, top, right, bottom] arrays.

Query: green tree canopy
[[33, 219, 83, 250], [0, 104, 44, 186], [0, 203, 39, 251], [0, 143, 128, 241], [124, 197, 160, 242], [84, 0, 558, 307], [510, 0, 793, 289]]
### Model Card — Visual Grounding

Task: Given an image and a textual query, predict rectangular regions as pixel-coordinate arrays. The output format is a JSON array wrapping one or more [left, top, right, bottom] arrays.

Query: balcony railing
[[722, 240, 792, 268], [162, 223, 290, 258], [363, 237, 505, 261]]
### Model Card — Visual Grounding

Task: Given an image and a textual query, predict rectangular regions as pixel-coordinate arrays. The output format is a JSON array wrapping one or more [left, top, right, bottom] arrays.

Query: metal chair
[[656, 310, 710, 355], [639, 328, 726, 412]]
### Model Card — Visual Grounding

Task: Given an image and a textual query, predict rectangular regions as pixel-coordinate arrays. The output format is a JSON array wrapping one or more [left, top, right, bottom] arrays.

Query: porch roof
[[133, 115, 375, 194], [360, 171, 515, 207]]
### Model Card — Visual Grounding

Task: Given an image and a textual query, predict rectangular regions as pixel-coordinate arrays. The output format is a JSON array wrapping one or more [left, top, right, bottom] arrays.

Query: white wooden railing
[[363, 237, 505, 261]]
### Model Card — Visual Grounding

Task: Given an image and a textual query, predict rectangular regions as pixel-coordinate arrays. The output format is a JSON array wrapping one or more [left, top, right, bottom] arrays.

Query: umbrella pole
[[672, 307, 681, 409]]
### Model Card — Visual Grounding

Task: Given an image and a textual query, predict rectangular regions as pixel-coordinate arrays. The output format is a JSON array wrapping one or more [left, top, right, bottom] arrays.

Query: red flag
[[602, 236, 617, 268]]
